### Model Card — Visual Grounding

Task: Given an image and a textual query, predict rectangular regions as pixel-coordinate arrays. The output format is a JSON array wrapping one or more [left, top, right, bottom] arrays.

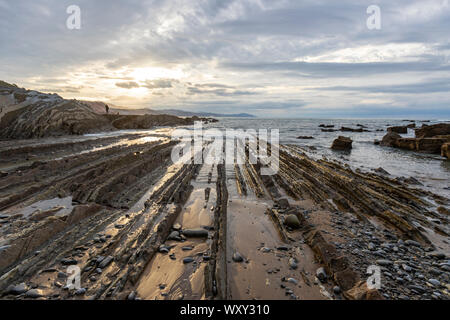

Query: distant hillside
[[158, 109, 255, 118], [82, 102, 255, 118]]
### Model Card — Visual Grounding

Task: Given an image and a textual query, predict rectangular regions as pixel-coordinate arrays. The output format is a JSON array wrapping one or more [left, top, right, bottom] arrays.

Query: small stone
[[25, 289, 43, 298], [333, 286, 341, 294], [182, 228, 209, 238], [232, 252, 244, 263], [402, 264, 412, 272], [75, 288, 86, 295], [159, 246, 169, 254], [182, 246, 193, 251], [7, 283, 28, 295], [127, 291, 136, 300], [376, 259, 393, 267], [316, 267, 327, 282], [61, 258, 78, 265], [428, 279, 440, 287], [287, 278, 298, 285], [98, 256, 113, 269], [405, 240, 421, 247], [430, 268, 442, 276], [288, 258, 298, 270], [408, 285, 426, 293], [168, 231, 181, 241], [183, 257, 194, 264], [284, 214, 301, 229], [173, 223, 182, 231]]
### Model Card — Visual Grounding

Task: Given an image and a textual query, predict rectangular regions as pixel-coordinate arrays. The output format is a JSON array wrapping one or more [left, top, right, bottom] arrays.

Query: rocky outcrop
[[380, 132, 401, 147], [380, 123, 450, 157], [331, 136, 352, 150], [388, 126, 408, 134], [341, 126, 364, 132], [104, 114, 195, 129], [0, 81, 210, 139], [415, 123, 450, 138], [442, 143, 450, 159]]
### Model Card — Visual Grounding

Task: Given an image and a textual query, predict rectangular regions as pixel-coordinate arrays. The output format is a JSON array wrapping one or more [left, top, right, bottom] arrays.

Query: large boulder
[[416, 138, 450, 154], [415, 123, 450, 138], [331, 136, 352, 150], [395, 138, 416, 151], [380, 132, 401, 147], [387, 126, 408, 134], [340, 126, 363, 132], [442, 143, 450, 159]]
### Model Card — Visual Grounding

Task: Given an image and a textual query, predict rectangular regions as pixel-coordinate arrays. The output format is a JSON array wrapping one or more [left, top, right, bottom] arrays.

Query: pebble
[[168, 231, 181, 241], [98, 256, 113, 269], [333, 286, 341, 294], [316, 267, 327, 282], [287, 278, 298, 285], [128, 291, 136, 300], [288, 258, 298, 270], [75, 288, 86, 295], [429, 268, 442, 276], [173, 223, 182, 231], [25, 289, 43, 298], [405, 240, 421, 247], [183, 257, 194, 264], [7, 283, 28, 295], [182, 246, 193, 251], [402, 264, 412, 272], [376, 259, 392, 267], [61, 258, 78, 265], [232, 252, 244, 263], [159, 246, 169, 254], [408, 285, 426, 293], [284, 214, 301, 229], [182, 228, 209, 238], [428, 279, 440, 287]]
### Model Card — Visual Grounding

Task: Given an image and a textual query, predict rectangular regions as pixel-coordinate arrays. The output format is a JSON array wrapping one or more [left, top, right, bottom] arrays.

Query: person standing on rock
[[105, 104, 109, 114]]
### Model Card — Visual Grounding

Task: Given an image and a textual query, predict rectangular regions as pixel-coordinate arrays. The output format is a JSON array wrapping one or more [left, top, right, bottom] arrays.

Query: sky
[[0, 0, 449, 118]]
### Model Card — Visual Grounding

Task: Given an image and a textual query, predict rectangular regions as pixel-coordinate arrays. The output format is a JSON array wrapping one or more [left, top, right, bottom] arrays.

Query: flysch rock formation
[[0, 133, 448, 301]]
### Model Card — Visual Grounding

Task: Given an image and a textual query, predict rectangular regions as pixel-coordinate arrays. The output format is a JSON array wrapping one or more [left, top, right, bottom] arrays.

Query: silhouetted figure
[[105, 104, 109, 114]]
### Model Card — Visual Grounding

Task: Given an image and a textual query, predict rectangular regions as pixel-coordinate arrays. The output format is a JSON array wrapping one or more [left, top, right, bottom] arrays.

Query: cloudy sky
[[1, 0, 449, 118]]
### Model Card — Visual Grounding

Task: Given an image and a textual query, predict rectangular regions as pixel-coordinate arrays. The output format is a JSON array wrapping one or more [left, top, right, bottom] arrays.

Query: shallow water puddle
[[225, 165, 329, 300], [135, 163, 217, 300]]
